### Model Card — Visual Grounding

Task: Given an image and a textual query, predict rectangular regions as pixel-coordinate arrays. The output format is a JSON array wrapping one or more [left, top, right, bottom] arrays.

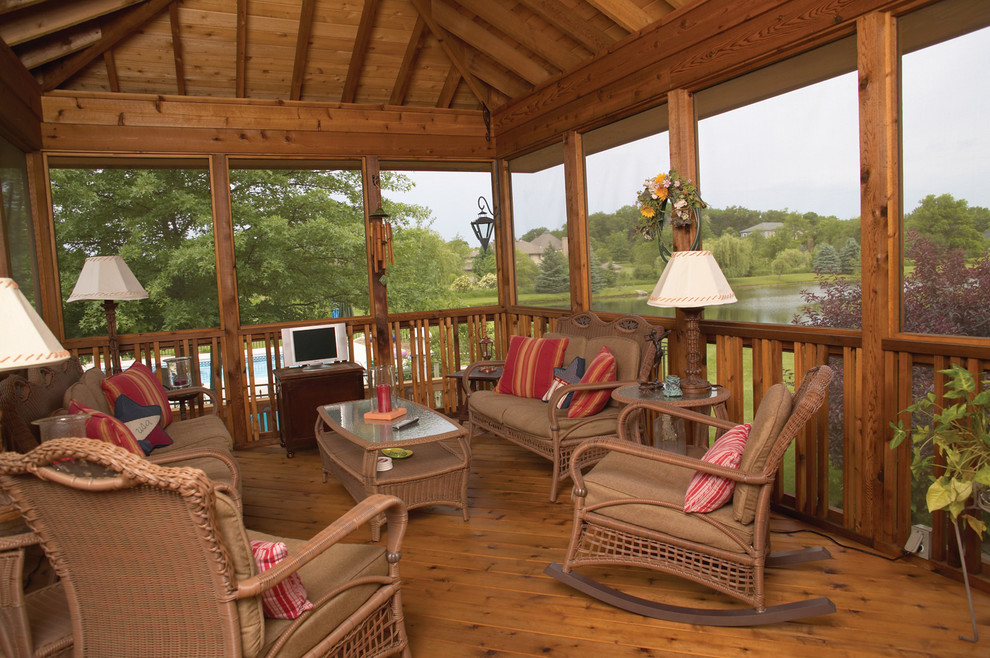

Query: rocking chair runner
[[0, 439, 411, 657], [546, 365, 837, 626]]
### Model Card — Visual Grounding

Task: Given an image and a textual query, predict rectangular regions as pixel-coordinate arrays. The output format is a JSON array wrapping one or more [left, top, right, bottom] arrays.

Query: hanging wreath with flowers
[[635, 169, 705, 261]]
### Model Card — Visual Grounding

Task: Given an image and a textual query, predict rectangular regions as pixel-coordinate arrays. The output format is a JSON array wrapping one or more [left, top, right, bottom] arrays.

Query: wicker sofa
[[464, 312, 656, 501], [0, 357, 239, 495]]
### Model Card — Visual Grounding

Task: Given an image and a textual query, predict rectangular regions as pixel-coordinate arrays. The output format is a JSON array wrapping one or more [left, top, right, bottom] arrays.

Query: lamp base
[[679, 376, 712, 396]]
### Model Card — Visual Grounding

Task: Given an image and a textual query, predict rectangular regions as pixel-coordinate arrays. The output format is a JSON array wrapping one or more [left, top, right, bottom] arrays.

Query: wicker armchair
[[464, 312, 656, 501], [547, 365, 837, 626], [0, 439, 411, 657]]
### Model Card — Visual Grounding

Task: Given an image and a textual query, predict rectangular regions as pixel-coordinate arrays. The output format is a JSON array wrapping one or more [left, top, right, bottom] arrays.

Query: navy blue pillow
[[541, 357, 586, 409], [114, 394, 173, 455]]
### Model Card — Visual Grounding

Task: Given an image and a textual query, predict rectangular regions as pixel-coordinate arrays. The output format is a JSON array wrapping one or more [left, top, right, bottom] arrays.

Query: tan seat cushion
[[732, 383, 793, 524], [584, 451, 754, 553], [164, 414, 235, 451], [213, 492, 265, 658], [252, 532, 389, 658], [470, 392, 619, 439]]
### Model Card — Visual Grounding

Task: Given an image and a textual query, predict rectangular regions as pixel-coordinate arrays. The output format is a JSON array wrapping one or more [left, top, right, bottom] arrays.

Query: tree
[[534, 247, 570, 294], [905, 194, 986, 256], [385, 226, 463, 312], [471, 247, 496, 277], [839, 237, 860, 274], [515, 249, 538, 291], [771, 248, 811, 278], [812, 243, 841, 274], [708, 233, 753, 278]]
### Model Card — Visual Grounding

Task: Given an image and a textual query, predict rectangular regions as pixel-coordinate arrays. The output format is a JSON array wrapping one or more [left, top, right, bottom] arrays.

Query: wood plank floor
[[237, 431, 990, 657]]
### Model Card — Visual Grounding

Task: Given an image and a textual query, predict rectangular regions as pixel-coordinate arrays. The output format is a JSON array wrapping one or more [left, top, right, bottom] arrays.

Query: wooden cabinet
[[274, 362, 364, 457]]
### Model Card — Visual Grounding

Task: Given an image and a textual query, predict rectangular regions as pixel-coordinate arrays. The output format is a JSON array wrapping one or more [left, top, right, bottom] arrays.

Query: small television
[[281, 323, 349, 368]]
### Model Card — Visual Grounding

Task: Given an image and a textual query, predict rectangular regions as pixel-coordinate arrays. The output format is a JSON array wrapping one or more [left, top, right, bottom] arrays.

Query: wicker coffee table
[[315, 397, 470, 540]]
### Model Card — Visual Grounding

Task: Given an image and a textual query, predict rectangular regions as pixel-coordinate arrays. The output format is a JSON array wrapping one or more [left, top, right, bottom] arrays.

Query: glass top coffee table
[[315, 397, 470, 541]]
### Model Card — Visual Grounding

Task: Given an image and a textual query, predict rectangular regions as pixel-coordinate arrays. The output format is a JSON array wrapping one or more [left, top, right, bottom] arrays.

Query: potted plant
[[890, 363, 990, 642]]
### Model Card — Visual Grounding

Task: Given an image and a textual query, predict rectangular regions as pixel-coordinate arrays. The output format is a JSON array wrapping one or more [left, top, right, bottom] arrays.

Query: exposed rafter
[[410, 0, 490, 111], [0, 0, 144, 46], [17, 26, 100, 69], [289, 0, 316, 101], [40, 0, 172, 92], [390, 15, 427, 106], [168, 0, 185, 95], [513, 0, 615, 52], [342, 0, 379, 104], [585, 0, 656, 32], [235, 0, 247, 98]]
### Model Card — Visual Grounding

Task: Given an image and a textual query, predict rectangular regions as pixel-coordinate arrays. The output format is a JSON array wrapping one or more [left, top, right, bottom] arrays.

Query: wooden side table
[[612, 384, 730, 453], [444, 367, 501, 420]]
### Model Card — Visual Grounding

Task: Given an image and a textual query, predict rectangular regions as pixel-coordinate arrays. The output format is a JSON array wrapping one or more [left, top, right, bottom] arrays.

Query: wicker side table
[[612, 384, 730, 453]]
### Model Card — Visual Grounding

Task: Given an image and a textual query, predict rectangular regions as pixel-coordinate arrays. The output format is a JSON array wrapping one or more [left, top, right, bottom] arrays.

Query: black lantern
[[471, 196, 497, 253]]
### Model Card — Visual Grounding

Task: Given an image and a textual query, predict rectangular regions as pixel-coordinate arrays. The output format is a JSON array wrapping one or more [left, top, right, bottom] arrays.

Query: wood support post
[[857, 12, 898, 542], [210, 154, 249, 445], [364, 156, 392, 366], [563, 131, 590, 312]]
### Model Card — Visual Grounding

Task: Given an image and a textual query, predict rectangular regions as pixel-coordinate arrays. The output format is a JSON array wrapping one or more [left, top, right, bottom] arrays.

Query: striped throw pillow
[[249, 540, 314, 620], [683, 423, 751, 513], [101, 362, 174, 428], [494, 336, 569, 399], [67, 400, 144, 456], [567, 346, 617, 418]]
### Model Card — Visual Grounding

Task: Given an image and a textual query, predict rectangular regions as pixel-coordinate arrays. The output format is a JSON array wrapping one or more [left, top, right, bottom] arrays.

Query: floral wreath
[[636, 169, 706, 239]]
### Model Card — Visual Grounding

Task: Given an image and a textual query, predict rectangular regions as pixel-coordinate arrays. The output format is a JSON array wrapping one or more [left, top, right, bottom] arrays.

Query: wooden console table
[[274, 362, 364, 457]]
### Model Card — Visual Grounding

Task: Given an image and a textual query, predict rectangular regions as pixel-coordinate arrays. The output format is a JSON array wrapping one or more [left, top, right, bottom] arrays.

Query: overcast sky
[[390, 26, 989, 243]]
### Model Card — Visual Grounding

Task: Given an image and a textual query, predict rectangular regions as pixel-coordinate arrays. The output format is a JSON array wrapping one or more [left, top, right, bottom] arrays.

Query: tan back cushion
[[586, 336, 640, 381], [214, 492, 265, 658], [63, 368, 111, 415], [731, 383, 793, 525], [544, 332, 587, 368]]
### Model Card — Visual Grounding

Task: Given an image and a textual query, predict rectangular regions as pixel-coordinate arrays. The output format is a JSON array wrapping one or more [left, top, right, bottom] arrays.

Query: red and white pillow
[[101, 362, 174, 428], [67, 400, 145, 456], [566, 347, 617, 418], [683, 423, 751, 513], [249, 540, 314, 619], [494, 336, 569, 399]]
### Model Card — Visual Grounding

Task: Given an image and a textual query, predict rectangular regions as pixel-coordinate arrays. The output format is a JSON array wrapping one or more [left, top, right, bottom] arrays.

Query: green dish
[[381, 448, 413, 459]]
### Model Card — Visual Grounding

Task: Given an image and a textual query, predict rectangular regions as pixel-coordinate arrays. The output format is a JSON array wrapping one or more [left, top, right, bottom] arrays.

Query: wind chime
[[369, 205, 395, 273]]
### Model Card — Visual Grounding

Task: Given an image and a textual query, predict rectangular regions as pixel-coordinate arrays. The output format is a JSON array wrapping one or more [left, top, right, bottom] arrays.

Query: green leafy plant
[[890, 364, 990, 536]]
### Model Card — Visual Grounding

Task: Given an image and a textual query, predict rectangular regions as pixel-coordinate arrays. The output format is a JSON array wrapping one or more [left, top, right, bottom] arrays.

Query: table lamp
[[67, 256, 148, 374], [647, 250, 736, 395]]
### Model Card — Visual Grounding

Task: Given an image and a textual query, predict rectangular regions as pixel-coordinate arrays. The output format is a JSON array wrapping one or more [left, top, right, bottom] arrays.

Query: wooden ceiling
[[0, 0, 700, 112]]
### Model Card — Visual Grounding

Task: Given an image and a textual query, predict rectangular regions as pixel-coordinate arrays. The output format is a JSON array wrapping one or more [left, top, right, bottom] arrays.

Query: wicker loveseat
[[464, 312, 656, 501], [0, 357, 239, 495]]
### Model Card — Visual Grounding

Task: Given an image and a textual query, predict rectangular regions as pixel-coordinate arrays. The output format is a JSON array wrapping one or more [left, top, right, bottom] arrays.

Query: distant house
[[740, 222, 784, 238], [515, 233, 568, 264]]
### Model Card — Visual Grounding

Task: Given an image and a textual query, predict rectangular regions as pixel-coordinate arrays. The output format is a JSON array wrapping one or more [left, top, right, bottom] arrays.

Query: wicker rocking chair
[[546, 365, 837, 626], [0, 439, 411, 657]]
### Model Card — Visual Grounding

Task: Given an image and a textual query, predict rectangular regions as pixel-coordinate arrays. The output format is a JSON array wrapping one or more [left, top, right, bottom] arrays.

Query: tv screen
[[281, 323, 349, 368]]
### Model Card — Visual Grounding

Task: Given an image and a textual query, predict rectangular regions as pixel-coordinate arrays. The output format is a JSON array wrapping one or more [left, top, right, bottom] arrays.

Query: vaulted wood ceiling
[[0, 0, 700, 112]]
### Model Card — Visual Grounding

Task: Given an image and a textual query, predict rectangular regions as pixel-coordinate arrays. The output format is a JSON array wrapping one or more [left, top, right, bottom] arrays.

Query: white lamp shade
[[648, 250, 737, 308], [0, 278, 70, 371], [67, 256, 148, 302]]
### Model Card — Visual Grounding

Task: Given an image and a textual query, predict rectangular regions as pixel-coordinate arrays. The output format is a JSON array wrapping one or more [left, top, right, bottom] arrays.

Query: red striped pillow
[[683, 423, 751, 513], [249, 540, 314, 620], [567, 347, 617, 418], [494, 336, 569, 399], [67, 400, 144, 456], [101, 362, 174, 428]]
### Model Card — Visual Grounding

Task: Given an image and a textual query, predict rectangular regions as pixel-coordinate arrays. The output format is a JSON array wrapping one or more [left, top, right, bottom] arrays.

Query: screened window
[[380, 163, 496, 312], [0, 137, 36, 302], [509, 144, 569, 309], [229, 160, 367, 324], [49, 158, 218, 337], [696, 39, 861, 327], [901, 8, 990, 338], [584, 106, 671, 316]]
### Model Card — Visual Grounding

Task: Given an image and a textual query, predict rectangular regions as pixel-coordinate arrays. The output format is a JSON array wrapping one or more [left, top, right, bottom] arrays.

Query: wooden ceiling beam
[[289, 0, 316, 101], [235, 0, 246, 97], [17, 27, 101, 70], [436, 66, 460, 108], [455, 0, 587, 72], [585, 0, 656, 32], [40, 0, 172, 92], [103, 49, 119, 92], [464, 49, 529, 99], [389, 15, 426, 106], [0, 0, 45, 17], [168, 1, 185, 95], [0, 0, 145, 46], [342, 0, 379, 103], [410, 0, 490, 111], [432, 0, 550, 85], [513, 0, 614, 53]]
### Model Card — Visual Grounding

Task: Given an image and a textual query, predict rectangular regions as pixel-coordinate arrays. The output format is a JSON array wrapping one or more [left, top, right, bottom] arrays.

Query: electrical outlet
[[904, 524, 932, 559]]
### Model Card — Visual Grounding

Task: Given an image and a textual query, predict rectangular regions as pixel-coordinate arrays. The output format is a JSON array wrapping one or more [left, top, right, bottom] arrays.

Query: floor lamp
[[67, 256, 148, 375], [647, 250, 736, 395]]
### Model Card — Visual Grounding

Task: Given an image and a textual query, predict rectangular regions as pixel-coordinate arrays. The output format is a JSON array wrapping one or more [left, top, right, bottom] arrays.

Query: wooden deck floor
[[237, 431, 990, 657]]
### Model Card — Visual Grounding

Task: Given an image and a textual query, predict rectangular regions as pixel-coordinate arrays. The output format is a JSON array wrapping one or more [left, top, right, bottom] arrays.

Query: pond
[[591, 281, 821, 325]]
